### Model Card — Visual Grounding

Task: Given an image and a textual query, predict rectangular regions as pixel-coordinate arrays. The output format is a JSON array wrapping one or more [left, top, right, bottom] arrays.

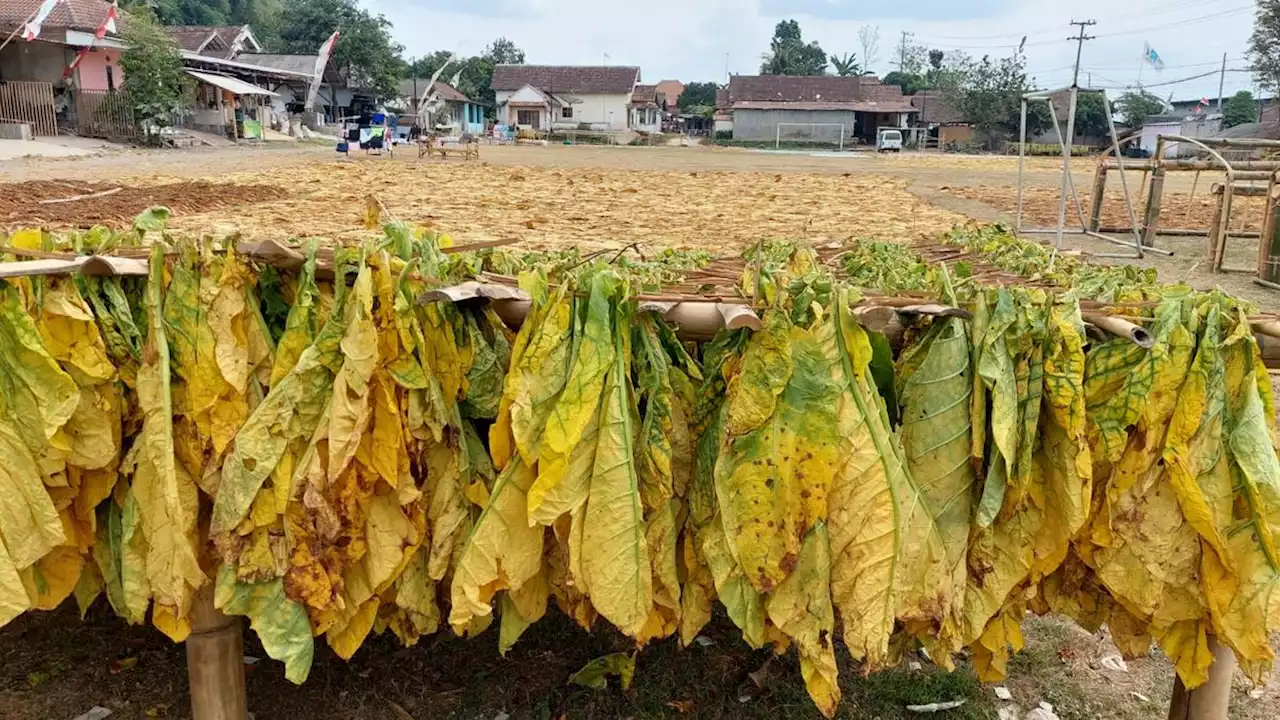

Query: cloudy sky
[[362, 0, 1259, 102]]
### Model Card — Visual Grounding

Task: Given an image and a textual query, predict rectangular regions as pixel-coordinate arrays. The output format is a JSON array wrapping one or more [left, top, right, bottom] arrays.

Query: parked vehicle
[[877, 128, 903, 152]]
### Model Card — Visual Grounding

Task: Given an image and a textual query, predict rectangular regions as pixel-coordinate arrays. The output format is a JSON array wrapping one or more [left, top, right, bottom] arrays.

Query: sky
[[361, 0, 1261, 103]]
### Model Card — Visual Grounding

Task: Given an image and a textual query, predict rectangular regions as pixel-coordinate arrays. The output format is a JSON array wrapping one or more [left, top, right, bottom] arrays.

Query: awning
[[186, 70, 278, 97]]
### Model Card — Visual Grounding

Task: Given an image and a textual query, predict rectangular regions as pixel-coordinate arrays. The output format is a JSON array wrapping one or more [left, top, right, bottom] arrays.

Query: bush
[[1003, 142, 1090, 156], [714, 130, 732, 140]]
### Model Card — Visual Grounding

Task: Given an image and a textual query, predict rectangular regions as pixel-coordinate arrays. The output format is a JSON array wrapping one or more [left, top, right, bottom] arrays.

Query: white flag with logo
[[22, 0, 64, 41], [1143, 41, 1164, 71]]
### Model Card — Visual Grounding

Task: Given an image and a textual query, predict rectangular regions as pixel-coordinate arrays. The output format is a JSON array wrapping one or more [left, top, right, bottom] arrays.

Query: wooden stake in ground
[[186, 585, 248, 720], [1167, 635, 1235, 720]]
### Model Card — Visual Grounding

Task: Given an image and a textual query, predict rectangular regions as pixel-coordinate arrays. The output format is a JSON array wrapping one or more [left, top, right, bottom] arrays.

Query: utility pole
[[898, 30, 914, 71], [1068, 19, 1096, 88], [1218, 52, 1227, 110]]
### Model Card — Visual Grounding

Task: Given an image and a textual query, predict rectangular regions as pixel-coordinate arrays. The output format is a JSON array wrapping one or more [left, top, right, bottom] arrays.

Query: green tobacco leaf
[[215, 565, 314, 684], [569, 652, 636, 690]]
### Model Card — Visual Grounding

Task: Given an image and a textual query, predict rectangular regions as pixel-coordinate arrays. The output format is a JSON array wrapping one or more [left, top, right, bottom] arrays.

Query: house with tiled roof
[[165, 25, 262, 59], [630, 84, 661, 132], [397, 79, 484, 134], [490, 64, 641, 131], [725, 74, 917, 144]]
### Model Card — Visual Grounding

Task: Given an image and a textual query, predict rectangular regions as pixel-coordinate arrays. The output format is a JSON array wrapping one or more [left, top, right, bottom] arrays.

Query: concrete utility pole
[[1068, 19, 1096, 88], [898, 30, 914, 71], [1218, 52, 1227, 110]]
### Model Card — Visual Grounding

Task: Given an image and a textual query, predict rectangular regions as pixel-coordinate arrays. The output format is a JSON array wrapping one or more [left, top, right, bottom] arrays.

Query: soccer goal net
[[774, 123, 846, 150]]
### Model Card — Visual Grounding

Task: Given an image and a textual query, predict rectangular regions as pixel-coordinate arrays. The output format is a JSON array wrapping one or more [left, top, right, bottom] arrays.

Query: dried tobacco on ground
[[0, 219, 1277, 718]]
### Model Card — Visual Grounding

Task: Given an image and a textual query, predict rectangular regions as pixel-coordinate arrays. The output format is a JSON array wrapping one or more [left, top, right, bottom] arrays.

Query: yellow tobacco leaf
[[716, 319, 839, 594], [0, 411, 66, 569], [528, 403, 600, 527], [970, 603, 1025, 683], [493, 283, 573, 469], [22, 545, 83, 610], [425, 436, 469, 581], [133, 245, 206, 632], [498, 568, 549, 655], [449, 459, 544, 632], [529, 273, 617, 519], [766, 524, 839, 719], [327, 596, 379, 661], [0, 540, 29, 627], [637, 500, 681, 644], [701, 514, 766, 649], [327, 267, 378, 482], [390, 548, 440, 646], [582, 309, 652, 638], [0, 283, 79, 453], [677, 528, 714, 647], [824, 295, 944, 668]]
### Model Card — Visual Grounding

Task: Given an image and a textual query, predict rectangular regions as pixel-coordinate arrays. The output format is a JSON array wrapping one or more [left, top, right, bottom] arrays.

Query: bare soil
[[0, 180, 287, 229]]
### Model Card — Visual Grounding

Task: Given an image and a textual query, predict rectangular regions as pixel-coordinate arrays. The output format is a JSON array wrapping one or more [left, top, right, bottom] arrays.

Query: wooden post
[[1088, 165, 1108, 232], [186, 584, 248, 720], [1259, 178, 1280, 283], [1168, 635, 1235, 720], [1208, 185, 1225, 264], [1141, 167, 1166, 247]]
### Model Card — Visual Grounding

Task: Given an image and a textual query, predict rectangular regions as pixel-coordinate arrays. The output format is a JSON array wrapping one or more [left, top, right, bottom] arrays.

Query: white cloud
[[362, 0, 1260, 102]]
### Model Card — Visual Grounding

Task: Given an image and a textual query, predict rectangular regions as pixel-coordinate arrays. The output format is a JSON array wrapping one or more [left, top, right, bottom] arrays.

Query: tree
[[760, 19, 828, 75], [1250, 0, 1280, 97], [1223, 90, 1260, 127], [678, 81, 718, 111], [276, 0, 404, 97], [894, 37, 928, 76], [929, 49, 945, 70], [830, 53, 861, 77], [1071, 92, 1109, 137], [1114, 90, 1165, 127], [882, 71, 926, 95], [857, 25, 880, 74], [939, 53, 1048, 148], [118, 10, 191, 144], [404, 38, 526, 116]]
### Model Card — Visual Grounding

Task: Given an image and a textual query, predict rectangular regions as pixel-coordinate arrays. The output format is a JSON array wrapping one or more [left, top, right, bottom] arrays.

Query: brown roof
[[715, 88, 730, 110], [655, 79, 684, 107], [398, 79, 473, 103], [729, 75, 885, 103], [0, 0, 121, 35], [491, 65, 639, 94], [910, 90, 967, 125], [631, 84, 658, 107], [166, 26, 251, 58], [732, 101, 918, 113]]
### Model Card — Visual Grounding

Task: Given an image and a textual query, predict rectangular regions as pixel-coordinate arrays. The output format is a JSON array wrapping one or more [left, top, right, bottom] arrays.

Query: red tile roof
[[491, 65, 639, 95], [727, 75, 908, 107], [631, 83, 658, 107], [0, 0, 121, 35]]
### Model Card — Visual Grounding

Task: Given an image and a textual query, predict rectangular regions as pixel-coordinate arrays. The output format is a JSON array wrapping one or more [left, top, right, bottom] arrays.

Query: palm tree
[[831, 53, 861, 77]]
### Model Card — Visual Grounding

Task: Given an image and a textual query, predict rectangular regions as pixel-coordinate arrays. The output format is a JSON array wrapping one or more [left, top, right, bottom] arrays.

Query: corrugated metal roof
[[187, 70, 278, 96]]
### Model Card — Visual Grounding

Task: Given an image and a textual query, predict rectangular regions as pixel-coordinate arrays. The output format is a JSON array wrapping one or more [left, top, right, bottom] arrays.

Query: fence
[[0, 80, 57, 136], [74, 90, 137, 141]]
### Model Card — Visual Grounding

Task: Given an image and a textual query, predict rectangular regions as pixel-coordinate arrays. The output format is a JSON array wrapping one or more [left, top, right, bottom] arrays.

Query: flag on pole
[[449, 70, 461, 88], [63, 2, 118, 79], [1143, 41, 1165, 71], [304, 30, 340, 112], [23, 0, 64, 41], [95, 1, 118, 39]]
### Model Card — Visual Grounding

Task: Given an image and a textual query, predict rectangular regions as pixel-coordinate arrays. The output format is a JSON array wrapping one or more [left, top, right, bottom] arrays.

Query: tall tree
[[1250, 0, 1280, 97], [1223, 90, 1260, 127], [830, 53, 861, 77], [678, 81, 718, 111], [894, 37, 928, 76], [938, 53, 1049, 148], [928, 49, 945, 70], [857, 25, 880, 74], [118, 9, 191, 144], [404, 38, 526, 115], [276, 0, 404, 97], [760, 19, 828, 75], [1114, 90, 1166, 127], [882, 71, 925, 95], [1069, 92, 1109, 137]]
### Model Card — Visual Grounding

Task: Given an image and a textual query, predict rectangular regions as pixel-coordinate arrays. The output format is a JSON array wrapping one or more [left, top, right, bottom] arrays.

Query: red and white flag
[[95, 1, 118, 39], [304, 30, 340, 111], [23, 0, 64, 41], [63, 2, 119, 79]]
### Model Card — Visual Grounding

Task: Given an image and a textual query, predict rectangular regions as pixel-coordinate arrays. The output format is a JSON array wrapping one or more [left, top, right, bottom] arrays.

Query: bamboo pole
[[186, 585, 248, 720], [1088, 165, 1107, 233], [1141, 168, 1166, 248], [1167, 636, 1235, 720]]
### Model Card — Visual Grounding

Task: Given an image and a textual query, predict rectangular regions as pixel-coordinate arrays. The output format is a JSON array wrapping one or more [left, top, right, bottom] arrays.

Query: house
[[234, 53, 361, 122], [713, 87, 732, 134], [491, 64, 640, 131], [630, 84, 661, 132], [654, 79, 684, 111], [909, 90, 972, 145], [725, 75, 917, 143], [166, 25, 262, 59], [397, 79, 484, 134], [0, 0, 129, 135]]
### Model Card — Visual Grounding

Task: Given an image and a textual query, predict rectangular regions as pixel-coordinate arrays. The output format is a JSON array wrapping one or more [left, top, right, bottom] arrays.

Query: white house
[[491, 65, 640, 131]]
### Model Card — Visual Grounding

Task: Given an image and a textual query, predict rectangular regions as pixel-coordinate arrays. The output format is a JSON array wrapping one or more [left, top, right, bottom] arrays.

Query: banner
[[63, 2, 118, 80], [22, 0, 63, 41], [304, 30, 340, 112], [1143, 41, 1165, 71]]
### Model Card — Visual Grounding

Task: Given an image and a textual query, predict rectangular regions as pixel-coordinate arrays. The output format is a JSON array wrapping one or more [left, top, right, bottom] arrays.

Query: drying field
[[0, 180, 287, 228], [943, 182, 1271, 233]]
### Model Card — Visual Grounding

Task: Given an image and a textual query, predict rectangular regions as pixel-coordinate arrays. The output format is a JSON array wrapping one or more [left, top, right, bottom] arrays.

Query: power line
[[910, 0, 1249, 43], [1090, 5, 1253, 38]]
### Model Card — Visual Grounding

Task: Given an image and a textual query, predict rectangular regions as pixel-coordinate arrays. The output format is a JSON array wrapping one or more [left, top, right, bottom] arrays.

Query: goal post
[[774, 123, 846, 150]]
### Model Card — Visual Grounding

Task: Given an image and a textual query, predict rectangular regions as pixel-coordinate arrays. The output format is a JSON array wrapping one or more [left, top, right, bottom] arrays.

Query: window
[[105, 66, 115, 91], [561, 105, 573, 119], [516, 109, 539, 128]]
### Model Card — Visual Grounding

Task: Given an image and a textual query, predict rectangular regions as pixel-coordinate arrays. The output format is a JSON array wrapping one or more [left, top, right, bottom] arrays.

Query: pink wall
[[77, 48, 123, 92]]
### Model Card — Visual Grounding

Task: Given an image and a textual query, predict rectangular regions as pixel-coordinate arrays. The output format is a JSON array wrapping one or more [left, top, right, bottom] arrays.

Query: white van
[[877, 128, 903, 152]]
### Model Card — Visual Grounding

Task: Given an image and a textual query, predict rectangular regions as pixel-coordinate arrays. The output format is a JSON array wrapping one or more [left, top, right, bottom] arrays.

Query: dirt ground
[[2, 142, 1279, 719], [3, 143, 1273, 309]]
